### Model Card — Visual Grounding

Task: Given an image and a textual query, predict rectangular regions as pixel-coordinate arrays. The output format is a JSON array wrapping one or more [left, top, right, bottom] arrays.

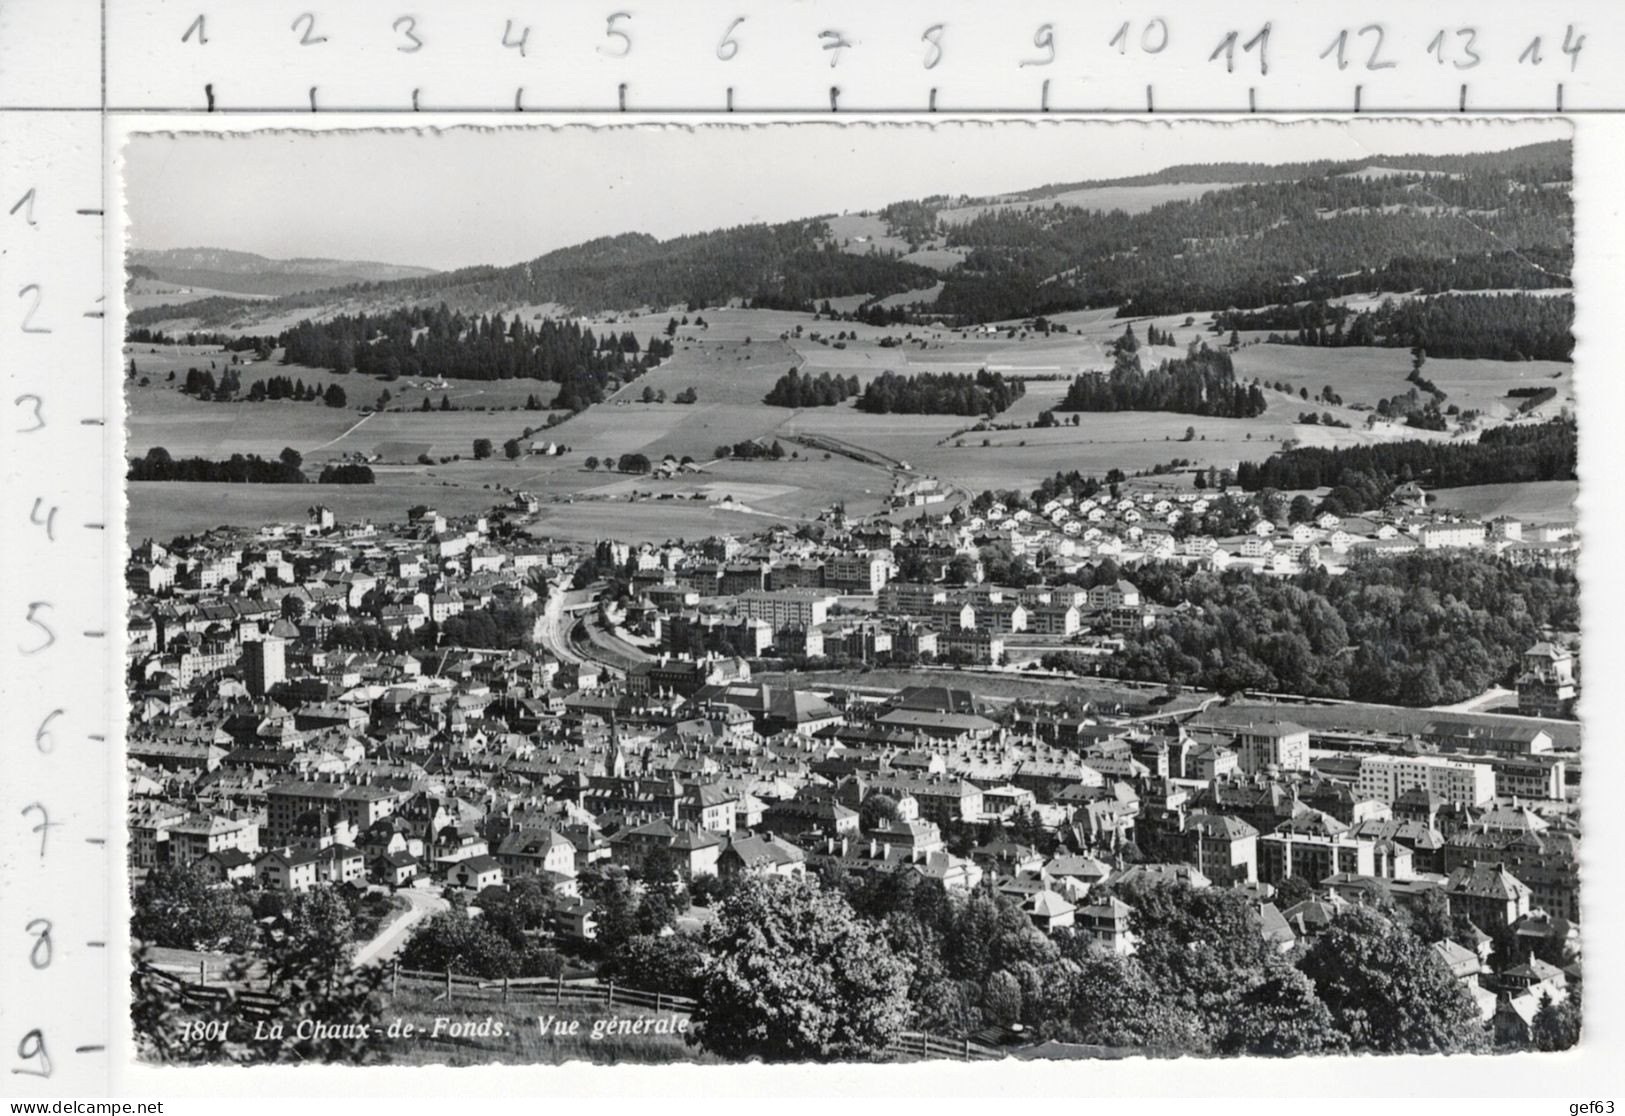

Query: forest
[[129, 143, 1569, 335], [854, 369, 1025, 416], [1212, 292, 1573, 362], [932, 148, 1570, 322], [128, 447, 306, 484], [1110, 550, 1579, 704], [763, 367, 861, 408], [276, 305, 680, 412], [1056, 344, 1265, 418], [1233, 418, 1576, 509]]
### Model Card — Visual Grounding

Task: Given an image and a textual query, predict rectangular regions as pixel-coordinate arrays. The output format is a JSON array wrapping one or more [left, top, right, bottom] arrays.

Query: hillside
[[129, 247, 438, 298], [127, 139, 1571, 332]]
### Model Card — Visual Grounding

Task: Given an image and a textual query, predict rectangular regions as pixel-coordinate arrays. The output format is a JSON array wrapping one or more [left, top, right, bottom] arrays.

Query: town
[[127, 471, 1582, 1061]]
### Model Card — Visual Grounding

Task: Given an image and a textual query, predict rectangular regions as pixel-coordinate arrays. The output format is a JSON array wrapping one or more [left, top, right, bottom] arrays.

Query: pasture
[[1232, 343, 1572, 419], [1428, 481, 1579, 525], [124, 307, 1568, 546]]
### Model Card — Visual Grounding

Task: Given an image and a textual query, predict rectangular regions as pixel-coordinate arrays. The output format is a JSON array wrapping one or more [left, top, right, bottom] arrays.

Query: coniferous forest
[[130, 143, 1570, 331], [1212, 292, 1573, 362], [854, 369, 1025, 416], [1234, 418, 1577, 509], [1057, 344, 1266, 418], [763, 367, 861, 408]]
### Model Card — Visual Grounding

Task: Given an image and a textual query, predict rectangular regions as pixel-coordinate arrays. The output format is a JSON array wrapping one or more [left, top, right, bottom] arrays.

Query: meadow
[[124, 302, 1568, 544], [1231, 342, 1572, 419], [1427, 480, 1579, 524]]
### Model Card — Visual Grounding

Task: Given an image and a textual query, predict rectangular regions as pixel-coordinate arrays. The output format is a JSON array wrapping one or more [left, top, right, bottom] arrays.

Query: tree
[[399, 908, 519, 979], [1063, 948, 1209, 1051], [323, 384, 347, 408], [692, 875, 911, 1062], [859, 793, 903, 832], [1299, 907, 1487, 1054], [1531, 983, 1581, 1051], [131, 863, 256, 951], [472, 438, 494, 460], [604, 932, 710, 999], [279, 447, 303, 471], [1219, 962, 1348, 1055], [584, 455, 600, 471], [503, 438, 523, 460]]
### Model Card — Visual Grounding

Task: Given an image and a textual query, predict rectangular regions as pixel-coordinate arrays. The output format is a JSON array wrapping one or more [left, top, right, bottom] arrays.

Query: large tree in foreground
[[1299, 907, 1487, 1054], [693, 874, 911, 1062]]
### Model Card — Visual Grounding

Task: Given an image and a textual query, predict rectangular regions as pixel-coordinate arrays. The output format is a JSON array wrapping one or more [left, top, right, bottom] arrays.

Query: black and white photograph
[[118, 117, 1582, 1068]]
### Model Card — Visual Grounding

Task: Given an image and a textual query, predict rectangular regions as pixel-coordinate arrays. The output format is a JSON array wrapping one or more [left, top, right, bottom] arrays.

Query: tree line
[[1057, 343, 1265, 418], [764, 367, 861, 408], [1234, 418, 1577, 510], [855, 369, 1025, 416], [929, 147, 1569, 323], [1213, 292, 1573, 362], [129, 447, 307, 484], [1110, 550, 1578, 704]]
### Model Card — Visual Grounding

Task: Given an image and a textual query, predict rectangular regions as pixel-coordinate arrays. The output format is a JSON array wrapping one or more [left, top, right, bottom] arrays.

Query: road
[[535, 591, 582, 666], [352, 887, 448, 969]]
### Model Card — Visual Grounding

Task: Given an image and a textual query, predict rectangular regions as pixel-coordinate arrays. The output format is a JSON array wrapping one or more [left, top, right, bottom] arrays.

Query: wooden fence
[[391, 965, 698, 1015], [138, 962, 282, 1021], [145, 960, 1003, 1062]]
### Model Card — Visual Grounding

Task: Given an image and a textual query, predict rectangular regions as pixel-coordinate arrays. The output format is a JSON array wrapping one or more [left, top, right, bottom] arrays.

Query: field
[[124, 301, 1573, 544], [1231, 343, 1572, 419], [1427, 480, 1579, 524]]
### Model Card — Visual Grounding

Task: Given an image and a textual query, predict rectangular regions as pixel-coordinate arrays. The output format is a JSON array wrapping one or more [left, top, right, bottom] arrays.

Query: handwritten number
[[21, 602, 54, 655], [1110, 20, 1168, 55], [818, 30, 851, 68], [393, 16, 423, 53], [14, 394, 45, 433], [1211, 25, 1270, 76], [10, 188, 36, 226], [1519, 37, 1543, 66], [502, 20, 530, 57], [28, 498, 57, 542], [1325, 27, 1395, 70], [1427, 28, 1480, 69], [1021, 24, 1055, 67], [181, 15, 206, 45], [291, 13, 326, 45], [27, 919, 52, 970], [34, 709, 62, 755], [1561, 25, 1586, 70], [1457, 28, 1481, 69], [599, 12, 632, 57], [717, 16, 744, 61], [21, 803, 58, 858], [13, 1030, 51, 1078], [19, 285, 49, 334], [1360, 25, 1396, 70], [921, 24, 945, 70]]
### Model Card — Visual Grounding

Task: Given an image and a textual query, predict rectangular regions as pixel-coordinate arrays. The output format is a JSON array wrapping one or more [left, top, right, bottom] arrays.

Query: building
[[734, 589, 836, 631], [1443, 861, 1533, 930], [1231, 722, 1311, 774], [243, 635, 286, 698], [264, 781, 401, 847], [824, 553, 889, 594], [1517, 641, 1577, 718], [1356, 754, 1496, 808], [1419, 522, 1487, 549]]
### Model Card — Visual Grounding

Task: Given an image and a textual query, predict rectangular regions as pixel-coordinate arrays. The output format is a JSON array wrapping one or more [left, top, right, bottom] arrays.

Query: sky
[[122, 117, 1570, 273]]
